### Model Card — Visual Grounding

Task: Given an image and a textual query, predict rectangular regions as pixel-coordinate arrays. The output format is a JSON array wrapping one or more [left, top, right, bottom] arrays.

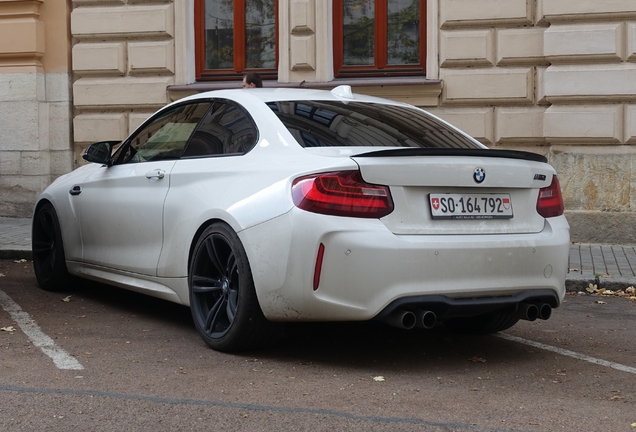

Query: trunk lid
[[352, 149, 554, 235]]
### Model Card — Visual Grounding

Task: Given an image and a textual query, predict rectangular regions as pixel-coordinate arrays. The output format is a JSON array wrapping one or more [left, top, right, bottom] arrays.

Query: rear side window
[[182, 101, 258, 157], [267, 101, 482, 149]]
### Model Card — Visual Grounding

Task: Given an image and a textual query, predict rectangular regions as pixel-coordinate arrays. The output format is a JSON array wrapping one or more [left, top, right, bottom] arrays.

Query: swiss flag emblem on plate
[[432, 197, 440, 210], [502, 197, 511, 210]]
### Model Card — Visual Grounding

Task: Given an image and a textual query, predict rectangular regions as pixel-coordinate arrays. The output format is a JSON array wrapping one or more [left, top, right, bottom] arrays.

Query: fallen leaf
[[1, 326, 16, 333], [583, 284, 636, 300], [631, 422, 636, 427], [596, 300, 607, 304], [373, 376, 385, 382], [13, 259, 26, 263], [468, 356, 486, 363], [0, 273, 5, 277], [62, 296, 71, 302]]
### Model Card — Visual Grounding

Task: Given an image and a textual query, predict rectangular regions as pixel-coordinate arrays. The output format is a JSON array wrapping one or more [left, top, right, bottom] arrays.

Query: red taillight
[[536, 175, 564, 218], [292, 171, 394, 218]]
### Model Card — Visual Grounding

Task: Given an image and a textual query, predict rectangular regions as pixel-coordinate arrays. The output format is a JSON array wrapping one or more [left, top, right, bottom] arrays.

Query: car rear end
[[242, 90, 570, 329]]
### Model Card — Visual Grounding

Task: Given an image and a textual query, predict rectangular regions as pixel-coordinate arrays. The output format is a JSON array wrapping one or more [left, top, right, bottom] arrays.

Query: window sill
[[167, 77, 442, 107]]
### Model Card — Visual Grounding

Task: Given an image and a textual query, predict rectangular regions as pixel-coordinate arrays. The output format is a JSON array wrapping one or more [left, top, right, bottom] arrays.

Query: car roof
[[175, 86, 406, 107]]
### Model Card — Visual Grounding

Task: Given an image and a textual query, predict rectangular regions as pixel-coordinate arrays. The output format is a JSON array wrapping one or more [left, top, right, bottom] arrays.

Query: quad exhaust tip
[[515, 302, 552, 321], [381, 302, 550, 329], [537, 303, 552, 320], [383, 309, 437, 330], [416, 310, 437, 329]]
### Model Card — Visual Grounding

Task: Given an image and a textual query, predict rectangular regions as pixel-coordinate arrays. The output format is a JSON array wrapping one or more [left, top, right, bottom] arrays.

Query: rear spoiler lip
[[354, 148, 548, 163]]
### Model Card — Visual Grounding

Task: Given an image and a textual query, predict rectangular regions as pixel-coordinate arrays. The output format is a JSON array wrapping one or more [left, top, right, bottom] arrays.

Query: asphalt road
[[0, 259, 634, 432]]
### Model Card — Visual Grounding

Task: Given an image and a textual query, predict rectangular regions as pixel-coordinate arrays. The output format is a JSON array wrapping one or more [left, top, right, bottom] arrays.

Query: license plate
[[429, 193, 513, 220]]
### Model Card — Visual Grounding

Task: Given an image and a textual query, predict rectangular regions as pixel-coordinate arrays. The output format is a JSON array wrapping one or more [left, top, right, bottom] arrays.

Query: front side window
[[195, 0, 277, 81], [115, 103, 212, 164], [267, 101, 480, 149], [334, 0, 426, 77]]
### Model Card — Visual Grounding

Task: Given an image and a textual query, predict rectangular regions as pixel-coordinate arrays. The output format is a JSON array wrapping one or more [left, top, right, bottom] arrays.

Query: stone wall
[[426, 0, 636, 244], [71, 0, 194, 159], [0, 0, 73, 217], [64, 0, 636, 243]]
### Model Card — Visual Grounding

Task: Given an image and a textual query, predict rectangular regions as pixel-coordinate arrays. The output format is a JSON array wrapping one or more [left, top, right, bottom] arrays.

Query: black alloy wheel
[[189, 223, 276, 352], [32, 202, 70, 291]]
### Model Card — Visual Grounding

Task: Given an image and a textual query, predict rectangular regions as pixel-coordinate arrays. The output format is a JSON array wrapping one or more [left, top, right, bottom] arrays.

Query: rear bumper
[[374, 289, 560, 321], [240, 210, 570, 322]]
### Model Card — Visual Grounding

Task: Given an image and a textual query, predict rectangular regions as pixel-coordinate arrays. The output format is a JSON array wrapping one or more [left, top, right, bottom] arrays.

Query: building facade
[[2, 0, 636, 243], [0, 0, 73, 217]]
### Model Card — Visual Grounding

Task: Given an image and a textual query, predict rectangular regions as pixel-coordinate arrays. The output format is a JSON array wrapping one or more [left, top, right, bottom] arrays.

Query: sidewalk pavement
[[2, 216, 635, 292]]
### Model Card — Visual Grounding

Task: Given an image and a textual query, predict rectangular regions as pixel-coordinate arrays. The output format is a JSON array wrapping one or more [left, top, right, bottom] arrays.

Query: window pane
[[204, 0, 234, 70], [190, 102, 258, 155], [123, 103, 211, 163], [245, 0, 276, 69], [387, 0, 420, 65], [343, 0, 374, 66], [268, 101, 482, 149]]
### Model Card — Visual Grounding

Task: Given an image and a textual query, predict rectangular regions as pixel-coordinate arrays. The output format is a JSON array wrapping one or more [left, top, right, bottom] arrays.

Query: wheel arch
[[32, 198, 65, 250], [187, 219, 279, 351], [33, 197, 56, 220], [187, 218, 234, 272], [31, 198, 72, 290]]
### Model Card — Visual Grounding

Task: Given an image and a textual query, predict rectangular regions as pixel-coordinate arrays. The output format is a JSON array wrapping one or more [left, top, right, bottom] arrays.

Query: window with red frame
[[195, 0, 278, 81], [333, 0, 426, 78]]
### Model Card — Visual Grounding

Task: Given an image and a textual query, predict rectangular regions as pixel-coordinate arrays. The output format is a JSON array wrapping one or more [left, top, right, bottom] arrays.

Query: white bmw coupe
[[32, 86, 570, 352]]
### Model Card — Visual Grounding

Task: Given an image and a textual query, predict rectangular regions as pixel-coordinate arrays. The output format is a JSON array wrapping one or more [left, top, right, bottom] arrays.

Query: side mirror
[[82, 141, 120, 165]]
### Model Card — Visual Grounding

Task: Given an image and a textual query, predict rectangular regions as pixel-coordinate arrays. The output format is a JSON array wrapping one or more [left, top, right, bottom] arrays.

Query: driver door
[[77, 102, 212, 275]]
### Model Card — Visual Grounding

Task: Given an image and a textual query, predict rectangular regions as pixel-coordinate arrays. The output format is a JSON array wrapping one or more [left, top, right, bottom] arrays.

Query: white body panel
[[78, 160, 175, 275], [240, 209, 570, 321], [35, 87, 570, 324], [355, 155, 553, 235]]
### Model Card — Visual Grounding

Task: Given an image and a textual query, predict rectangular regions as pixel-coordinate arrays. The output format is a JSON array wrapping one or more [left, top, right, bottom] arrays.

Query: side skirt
[[66, 261, 190, 305]]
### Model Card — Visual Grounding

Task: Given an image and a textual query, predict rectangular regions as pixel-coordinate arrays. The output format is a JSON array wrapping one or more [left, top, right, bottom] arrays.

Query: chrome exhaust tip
[[416, 310, 437, 329], [383, 309, 417, 329]]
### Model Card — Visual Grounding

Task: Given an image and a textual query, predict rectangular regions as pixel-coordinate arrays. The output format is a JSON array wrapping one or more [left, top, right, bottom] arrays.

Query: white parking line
[[0, 290, 84, 370], [496, 333, 636, 375]]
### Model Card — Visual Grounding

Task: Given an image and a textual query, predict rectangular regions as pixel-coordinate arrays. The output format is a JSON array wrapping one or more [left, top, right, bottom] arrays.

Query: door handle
[[145, 169, 165, 182], [69, 185, 82, 196]]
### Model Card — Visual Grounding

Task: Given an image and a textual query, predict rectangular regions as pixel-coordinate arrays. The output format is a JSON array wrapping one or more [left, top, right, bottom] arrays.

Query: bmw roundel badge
[[473, 167, 485, 183]]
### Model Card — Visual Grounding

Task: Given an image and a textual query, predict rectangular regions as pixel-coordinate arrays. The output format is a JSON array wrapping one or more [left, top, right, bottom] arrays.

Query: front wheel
[[32, 202, 70, 291], [189, 223, 276, 352]]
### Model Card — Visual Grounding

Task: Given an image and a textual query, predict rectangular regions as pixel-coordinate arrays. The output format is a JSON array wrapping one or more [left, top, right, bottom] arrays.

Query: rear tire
[[188, 222, 277, 352], [444, 312, 519, 335], [32, 202, 70, 291]]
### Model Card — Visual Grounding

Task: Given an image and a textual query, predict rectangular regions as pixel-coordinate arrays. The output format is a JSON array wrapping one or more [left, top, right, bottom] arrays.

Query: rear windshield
[[266, 101, 482, 149]]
